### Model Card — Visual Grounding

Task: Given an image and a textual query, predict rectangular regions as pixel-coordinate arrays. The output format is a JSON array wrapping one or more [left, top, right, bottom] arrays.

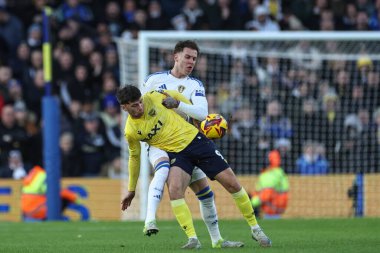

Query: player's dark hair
[[173, 40, 200, 54], [116, 85, 141, 104]]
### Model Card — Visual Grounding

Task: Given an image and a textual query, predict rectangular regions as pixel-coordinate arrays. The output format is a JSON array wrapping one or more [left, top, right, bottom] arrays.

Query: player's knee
[[168, 183, 185, 200]]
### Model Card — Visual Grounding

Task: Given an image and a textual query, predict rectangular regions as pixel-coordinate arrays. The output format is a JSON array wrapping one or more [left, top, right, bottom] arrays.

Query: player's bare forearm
[[121, 191, 135, 211]]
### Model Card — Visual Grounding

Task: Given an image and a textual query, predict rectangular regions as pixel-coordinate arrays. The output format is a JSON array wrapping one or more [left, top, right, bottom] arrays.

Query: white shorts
[[148, 145, 207, 183]]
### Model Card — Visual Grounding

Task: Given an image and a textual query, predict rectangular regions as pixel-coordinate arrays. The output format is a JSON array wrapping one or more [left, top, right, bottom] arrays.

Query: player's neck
[[170, 68, 187, 79]]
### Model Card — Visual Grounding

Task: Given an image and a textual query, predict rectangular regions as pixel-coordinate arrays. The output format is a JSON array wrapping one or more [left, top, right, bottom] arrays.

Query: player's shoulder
[[144, 70, 170, 83], [187, 76, 204, 88]]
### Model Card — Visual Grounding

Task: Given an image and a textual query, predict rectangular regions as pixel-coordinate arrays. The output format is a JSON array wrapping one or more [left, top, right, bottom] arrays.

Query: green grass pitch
[[1, 218, 379, 253]]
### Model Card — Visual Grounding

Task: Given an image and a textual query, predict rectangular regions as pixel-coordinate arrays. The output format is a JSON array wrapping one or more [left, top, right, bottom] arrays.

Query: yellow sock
[[171, 199, 197, 238], [232, 187, 258, 226]]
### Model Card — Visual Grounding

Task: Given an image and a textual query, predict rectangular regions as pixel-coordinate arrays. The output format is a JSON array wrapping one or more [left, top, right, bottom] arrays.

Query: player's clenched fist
[[162, 92, 179, 109]]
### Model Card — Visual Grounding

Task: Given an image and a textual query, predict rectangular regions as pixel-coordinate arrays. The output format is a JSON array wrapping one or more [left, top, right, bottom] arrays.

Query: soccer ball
[[200, 114, 228, 139]]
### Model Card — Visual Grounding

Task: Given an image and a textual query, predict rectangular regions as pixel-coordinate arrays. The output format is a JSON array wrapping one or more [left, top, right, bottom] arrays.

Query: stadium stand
[[0, 0, 379, 181]]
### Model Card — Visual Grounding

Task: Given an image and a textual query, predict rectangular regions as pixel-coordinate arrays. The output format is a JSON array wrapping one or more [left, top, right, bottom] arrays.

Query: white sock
[[251, 224, 260, 230], [145, 161, 170, 224], [197, 188, 222, 244]]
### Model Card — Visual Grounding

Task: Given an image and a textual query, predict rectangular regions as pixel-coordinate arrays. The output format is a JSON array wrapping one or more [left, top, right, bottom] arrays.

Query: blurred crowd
[[0, 0, 380, 179]]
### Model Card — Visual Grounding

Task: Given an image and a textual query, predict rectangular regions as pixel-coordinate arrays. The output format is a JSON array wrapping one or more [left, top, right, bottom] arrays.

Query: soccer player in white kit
[[141, 40, 244, 248]]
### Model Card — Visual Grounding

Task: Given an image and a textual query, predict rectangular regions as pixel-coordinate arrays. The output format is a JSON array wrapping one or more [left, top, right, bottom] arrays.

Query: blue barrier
[[0, 187, 11, 213]]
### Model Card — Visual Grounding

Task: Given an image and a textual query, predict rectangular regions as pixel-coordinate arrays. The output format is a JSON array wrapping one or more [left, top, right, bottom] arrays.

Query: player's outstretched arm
[[162, 90, 208, 121]]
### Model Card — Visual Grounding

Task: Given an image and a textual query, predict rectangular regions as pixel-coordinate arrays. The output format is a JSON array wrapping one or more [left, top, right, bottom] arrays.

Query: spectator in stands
[[76, 112, 108, 177], [60, 131, 81, 177], [56, 18, 82, 52], [71, 64, 96, 103], [335, 114, 366, 173], [357, 108, 378, 173], [26, 23, 42, 51], [14, 0, 46, 30], [23, 49, 43, 93], [356, 55, 373, 86], [0, 104, 28, 165], [103, 1, 125, 37], [77, 36, 96, 68], [228, 105, 261, 173], [333, 69, 352, 110], [307, 0, 329, 30], [0, 66, 13, 102], [132, 9, 147, 30], [318, 92, 344, 168], [356, 0, 375, 15], [0, 150, 28, 179], [364, 70, 380, 111], [342, 3, 357, 30], [99, 94, 121, 156], [254, 84, 275, 117], [319, 9, 336, 31], [279, 7, 305, 30], [100, 155, 122, 179], [146, 0, 170, 30], [160, 0, 186, 19], [173, 0, 206, 30], [292, 98, 321, 155], [296, 141, 329, 175], [9, 42, 30, 81], [246, 5, 280, 31], [347, 85, 367, 114], [258, 100, 293, 141], [88, 50, 105, 88], [356, 10, 370, 30], [55, 0, 94, 25], [288, 41, 322, 71], [25, 69, 45, 121], [0, 6, 24, 58], [122, 0, 138, 27], [55, 49, 75, 85], [61, 100, 83, 134], [13, 101, 27, 125], [97, 28, 115, 54], [219, 83, 244, 117], [206, 0, 241, 30], [368, 3, 380, 30], [104, 46, 120, 82], [274, 138, 294, 172], [263, 0, 283, 21], [250, 150, 289, 218]]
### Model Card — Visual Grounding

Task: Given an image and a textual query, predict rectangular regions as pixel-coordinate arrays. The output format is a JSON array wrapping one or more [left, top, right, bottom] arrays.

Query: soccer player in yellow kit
[[117, 85, 272, 249], [142, 40, 242, 249]]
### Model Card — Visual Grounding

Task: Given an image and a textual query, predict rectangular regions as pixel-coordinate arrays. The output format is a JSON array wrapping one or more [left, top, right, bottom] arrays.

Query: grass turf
[[0, 218, 379, 253]]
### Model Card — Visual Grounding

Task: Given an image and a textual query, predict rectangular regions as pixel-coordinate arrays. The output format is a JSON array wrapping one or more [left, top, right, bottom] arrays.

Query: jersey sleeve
[[177, 88, 208, 121], [125, 133, 141, 191], [142, 75, 155, 95]]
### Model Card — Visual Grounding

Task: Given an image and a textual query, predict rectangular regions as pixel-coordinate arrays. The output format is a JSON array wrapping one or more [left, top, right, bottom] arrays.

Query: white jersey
[[142, 70, 208, 121]]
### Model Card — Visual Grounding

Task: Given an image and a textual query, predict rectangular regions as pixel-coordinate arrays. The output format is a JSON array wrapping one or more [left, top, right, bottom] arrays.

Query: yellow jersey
[[124, 90, 199, 191]]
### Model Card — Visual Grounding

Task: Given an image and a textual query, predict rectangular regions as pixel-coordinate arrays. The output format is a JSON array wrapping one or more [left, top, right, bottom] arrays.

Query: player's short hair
[[116, 85, 141, 104], [173, 40, 200, 55]]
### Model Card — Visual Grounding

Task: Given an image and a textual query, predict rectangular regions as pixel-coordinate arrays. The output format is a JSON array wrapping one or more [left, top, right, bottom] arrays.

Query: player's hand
[[121, 191, 135, 211], [162, 92, 179, 109]]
